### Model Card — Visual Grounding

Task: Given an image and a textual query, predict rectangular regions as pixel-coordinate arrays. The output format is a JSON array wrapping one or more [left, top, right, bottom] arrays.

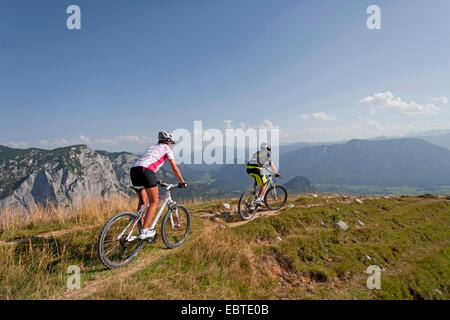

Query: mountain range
[[182, 137, 450, 193], [1, 134, 449, 210], [280, 138, 450, 187], [0, 145, 238, 211]]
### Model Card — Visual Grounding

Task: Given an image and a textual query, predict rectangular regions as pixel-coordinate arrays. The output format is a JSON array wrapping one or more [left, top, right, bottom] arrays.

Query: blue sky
[[1, 0, 449, 153]]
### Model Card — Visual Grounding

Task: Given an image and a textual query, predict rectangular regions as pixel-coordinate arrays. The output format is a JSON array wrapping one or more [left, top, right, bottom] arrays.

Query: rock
[[0, 145, 132, 211], [354, 210, 361, 215], [223, 203, 231, 210], [336, 207, 340, 211], [357, 220, 365, 226], [321, 221, 328, 228], [218, 224, 225, 229], [287, 204, 294, 209], [333, 220, 348, 231], [434, 289, 443, 295], [221, 211, 233, 219], [366, 255, 371, 260], [354, 199, 364, 205], [275, 236, 282, 241], [311, 193, 318, 198]]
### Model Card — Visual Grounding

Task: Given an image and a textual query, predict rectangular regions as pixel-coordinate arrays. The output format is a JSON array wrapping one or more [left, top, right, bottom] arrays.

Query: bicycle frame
[[254, 175, 276, 199], [118, 185, 180, 242]]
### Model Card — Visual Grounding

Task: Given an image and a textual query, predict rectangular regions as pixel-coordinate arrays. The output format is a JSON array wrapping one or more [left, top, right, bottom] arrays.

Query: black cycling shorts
[[130, 166, 158, 189], [246, 165, 267, 186]]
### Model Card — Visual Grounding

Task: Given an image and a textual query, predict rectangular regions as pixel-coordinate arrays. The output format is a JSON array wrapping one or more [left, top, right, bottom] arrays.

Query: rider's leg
[[138, 190, 148, 224], [258, 182, 267, 199], [142, 186, 159, 229]]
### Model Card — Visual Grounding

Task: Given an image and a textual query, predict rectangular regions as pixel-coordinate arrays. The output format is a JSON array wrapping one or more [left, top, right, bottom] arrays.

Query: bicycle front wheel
[[97, 212, 144, 269], [161, 205, 190, 249], [264, 185, 288, 210], [238, 190, 258, 220]]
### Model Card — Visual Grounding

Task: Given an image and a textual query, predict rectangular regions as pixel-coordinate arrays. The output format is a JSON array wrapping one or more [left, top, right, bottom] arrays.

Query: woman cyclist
[[130, 131, 186, 241]]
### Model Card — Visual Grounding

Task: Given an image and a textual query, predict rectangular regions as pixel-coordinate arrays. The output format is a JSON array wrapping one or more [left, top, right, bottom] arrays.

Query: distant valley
[[1, 134, 449, 211]]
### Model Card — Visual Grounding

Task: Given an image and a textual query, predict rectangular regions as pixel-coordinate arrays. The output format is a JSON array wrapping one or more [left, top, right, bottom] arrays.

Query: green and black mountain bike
[[238, 174, 288, 220]]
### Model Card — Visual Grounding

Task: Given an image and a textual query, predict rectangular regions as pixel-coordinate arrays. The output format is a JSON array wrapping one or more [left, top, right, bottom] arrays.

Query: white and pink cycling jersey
[[132, 143, 175, 172]]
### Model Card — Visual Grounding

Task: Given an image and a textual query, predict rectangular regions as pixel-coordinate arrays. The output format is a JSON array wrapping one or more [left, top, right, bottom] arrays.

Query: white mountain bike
[[238, 173, 288, 221], [97, 181, 190, 269]]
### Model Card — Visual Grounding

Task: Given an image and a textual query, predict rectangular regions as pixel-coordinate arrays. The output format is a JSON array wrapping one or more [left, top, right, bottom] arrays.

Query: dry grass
[[0, 196, 136, 238], [0, 195, 448, 300], [0, 196, 139, 299]]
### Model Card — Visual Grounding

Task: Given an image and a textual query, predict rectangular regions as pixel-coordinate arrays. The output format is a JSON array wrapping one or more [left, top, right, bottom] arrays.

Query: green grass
[[316, 184, 450, 195], [0, 196, 448, 300]]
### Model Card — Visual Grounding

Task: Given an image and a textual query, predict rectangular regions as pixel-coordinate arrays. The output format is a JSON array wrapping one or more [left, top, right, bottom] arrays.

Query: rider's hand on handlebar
[[178, 182, 187, 188], [275, 173, 281, 178]]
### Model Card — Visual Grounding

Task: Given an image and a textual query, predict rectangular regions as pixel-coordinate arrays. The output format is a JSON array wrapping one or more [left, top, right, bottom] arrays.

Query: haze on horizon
[[1, 0, 449, 154]]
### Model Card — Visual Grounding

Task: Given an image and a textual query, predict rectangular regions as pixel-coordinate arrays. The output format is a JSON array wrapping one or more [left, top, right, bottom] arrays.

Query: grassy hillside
[[0, 194, 448, 300]]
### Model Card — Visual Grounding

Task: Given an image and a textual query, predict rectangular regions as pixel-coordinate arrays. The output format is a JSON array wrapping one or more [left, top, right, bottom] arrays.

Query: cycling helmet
[[158, 130, 176, 144], [260, 142, 271, 151]]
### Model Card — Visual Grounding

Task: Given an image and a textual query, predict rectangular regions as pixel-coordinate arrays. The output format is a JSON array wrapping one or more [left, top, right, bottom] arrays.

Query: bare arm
[[169, 159, 185, 183], [268, 161, 279, 175]]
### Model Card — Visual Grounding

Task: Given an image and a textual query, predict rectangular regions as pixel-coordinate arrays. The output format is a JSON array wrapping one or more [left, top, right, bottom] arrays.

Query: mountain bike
[[97, 181, 190, 269], [238, 173, 288, 221]]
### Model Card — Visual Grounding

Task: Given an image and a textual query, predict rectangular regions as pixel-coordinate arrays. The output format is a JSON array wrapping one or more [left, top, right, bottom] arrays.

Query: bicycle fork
[[169, 207, 181, 228]]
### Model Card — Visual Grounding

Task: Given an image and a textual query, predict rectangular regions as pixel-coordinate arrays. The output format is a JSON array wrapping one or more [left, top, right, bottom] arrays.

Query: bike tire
[[161, 205, 190, 249], [238, 190, 259, 221], [97, 212, 144, 269], [264, 185, 288, 210]]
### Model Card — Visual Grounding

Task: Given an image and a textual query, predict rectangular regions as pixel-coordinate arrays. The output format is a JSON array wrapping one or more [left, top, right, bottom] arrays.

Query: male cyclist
[[246, 143, 280, 206], [130, 131, 187, 241]]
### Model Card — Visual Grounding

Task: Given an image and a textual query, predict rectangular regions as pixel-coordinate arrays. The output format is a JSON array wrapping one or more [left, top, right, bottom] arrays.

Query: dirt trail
[[53, 208, 282, 299], [52, 198, 353, 299], [55, 247, 170, 300], [0, 225, 98, 246]]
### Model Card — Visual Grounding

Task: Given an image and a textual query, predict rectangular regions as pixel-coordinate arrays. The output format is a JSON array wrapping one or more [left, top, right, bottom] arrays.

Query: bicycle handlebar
[[157, 181, 187, 189]]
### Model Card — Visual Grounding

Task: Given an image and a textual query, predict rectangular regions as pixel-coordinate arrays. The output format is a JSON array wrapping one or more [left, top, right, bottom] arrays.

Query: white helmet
[[158, 130, 176, 144], [260, 142, 271, 151]]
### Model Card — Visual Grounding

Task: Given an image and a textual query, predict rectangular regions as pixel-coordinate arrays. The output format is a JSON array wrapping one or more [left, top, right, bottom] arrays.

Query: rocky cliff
[[0, 144, 238, 211], [0, 145, 138, 210]]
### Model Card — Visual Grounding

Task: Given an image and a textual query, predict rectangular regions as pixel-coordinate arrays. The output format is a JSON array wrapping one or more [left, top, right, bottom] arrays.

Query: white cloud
[[431, 96, 448, 104], [224, 120, 233, 129], [79, 135, 91, 144], [259, 119, 280, 129], [38, 139, 70, 148], [7, 141, 29, 148], [299, 112, 335, 121], [359, 91, 440, 116], [223, 119, 280, 130], [366, 119, 383, 130], [116, 135, 153, 144], [91, 135, 155, 150], [32, 135, 154, 151]]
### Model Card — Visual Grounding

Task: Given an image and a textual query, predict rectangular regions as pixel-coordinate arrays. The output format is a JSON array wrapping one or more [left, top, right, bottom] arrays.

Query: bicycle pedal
[[146, 234, 157, 244]]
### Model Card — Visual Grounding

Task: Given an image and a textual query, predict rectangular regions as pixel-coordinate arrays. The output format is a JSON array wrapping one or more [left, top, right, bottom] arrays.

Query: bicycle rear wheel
[[238, 190, 259, 220], [161, 205, 190, 249], [264, 185, 288, 210], [97, 212, 144, 269]]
